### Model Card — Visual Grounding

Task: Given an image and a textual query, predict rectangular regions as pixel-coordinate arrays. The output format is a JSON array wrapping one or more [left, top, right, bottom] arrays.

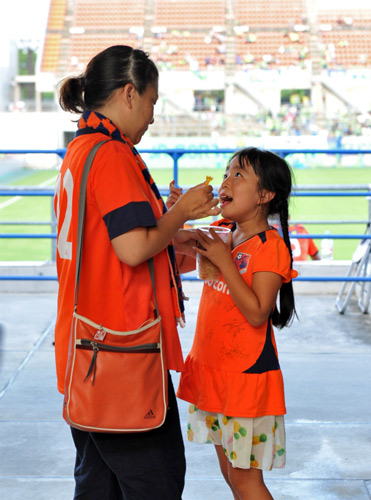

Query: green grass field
[[0, 164, 370, 261]]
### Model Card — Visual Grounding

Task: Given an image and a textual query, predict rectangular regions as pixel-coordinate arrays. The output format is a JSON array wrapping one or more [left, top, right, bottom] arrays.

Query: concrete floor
[[0, 281, 370, 500]]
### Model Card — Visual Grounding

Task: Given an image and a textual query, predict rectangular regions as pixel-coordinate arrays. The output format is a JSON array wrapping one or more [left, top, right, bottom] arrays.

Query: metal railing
[[1, 148, 371, 287]]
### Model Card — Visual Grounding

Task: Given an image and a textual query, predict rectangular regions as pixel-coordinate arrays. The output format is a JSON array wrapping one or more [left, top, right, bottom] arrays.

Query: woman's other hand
[[166, 180, 182, 209], [174, 228, 197, 258]]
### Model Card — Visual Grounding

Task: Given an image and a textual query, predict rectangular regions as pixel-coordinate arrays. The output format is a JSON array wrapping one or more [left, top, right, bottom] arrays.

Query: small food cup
[[196, 226, 231, 281]]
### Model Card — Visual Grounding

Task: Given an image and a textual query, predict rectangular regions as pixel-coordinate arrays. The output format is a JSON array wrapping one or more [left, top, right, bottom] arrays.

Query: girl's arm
[[195, 229, 282, 326], [218, 260, 282, 326]]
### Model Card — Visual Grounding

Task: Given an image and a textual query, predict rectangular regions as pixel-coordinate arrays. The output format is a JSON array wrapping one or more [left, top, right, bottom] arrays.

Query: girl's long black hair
[[231, 147, 297, 328]]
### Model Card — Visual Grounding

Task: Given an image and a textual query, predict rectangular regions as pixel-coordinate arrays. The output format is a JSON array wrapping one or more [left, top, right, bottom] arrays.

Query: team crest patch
[[235, 252, 251, 274]]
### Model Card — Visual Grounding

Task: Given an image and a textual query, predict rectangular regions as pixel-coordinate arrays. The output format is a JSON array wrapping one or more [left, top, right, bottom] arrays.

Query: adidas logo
[[144, 409, 156, 419]]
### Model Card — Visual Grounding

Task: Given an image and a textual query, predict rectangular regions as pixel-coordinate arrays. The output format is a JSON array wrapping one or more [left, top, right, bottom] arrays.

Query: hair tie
[[283, 268, 298, 283]]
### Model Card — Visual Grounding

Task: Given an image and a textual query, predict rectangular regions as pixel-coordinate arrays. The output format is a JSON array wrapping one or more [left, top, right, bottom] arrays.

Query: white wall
[[0, 111, 74, 150]]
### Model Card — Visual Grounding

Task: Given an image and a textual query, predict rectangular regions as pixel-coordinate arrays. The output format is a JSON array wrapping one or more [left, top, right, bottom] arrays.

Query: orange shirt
[[54, 131, 184, 394], [177, 221, 291, 417]]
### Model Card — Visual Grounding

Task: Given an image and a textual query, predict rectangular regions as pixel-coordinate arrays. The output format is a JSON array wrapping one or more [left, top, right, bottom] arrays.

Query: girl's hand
[[195, 228, 233, 269], [166, 180, 182, 209]]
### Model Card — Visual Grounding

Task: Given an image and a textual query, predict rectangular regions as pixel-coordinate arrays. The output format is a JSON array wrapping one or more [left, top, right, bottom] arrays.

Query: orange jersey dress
[[177, 220, 292, 418], [54, 111, 184, 394]]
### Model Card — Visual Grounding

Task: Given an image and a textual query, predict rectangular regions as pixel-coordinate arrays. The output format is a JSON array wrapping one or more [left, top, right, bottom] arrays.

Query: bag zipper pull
[[94, 326, 106, 341], [83, 342, 99, 385]]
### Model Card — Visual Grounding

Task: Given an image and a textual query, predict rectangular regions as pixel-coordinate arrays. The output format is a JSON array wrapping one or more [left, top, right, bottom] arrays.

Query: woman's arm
[[175, 254, 196, 273], [111, 184, 219, 266]]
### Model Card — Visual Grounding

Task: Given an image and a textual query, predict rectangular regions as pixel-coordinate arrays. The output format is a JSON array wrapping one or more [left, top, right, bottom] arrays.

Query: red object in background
[[289, 224, 320, 261]]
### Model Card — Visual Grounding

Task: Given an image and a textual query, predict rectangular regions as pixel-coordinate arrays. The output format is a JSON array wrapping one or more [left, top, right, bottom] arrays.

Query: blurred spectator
[[289, 223, 321, 261], [271, 220, 321, 261]]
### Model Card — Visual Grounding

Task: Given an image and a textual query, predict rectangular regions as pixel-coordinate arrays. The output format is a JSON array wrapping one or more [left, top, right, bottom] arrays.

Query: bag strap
[[73, 140, 159, 318], [74, 140, 109, 305], [147, 257, 159, 317]]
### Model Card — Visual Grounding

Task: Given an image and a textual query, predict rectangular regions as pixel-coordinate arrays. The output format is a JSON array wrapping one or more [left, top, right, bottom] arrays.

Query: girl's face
[[218, 156, 266, 223]]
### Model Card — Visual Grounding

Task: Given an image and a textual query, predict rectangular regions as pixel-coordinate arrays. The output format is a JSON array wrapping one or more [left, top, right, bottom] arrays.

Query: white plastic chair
[[335, 228, 371, 314]]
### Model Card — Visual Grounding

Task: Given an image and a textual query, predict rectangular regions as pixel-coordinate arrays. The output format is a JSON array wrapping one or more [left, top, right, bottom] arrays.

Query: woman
[[54, 45, 219, 500]]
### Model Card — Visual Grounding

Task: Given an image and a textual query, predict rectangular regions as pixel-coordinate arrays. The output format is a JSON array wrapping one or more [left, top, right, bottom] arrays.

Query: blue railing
[[139, 147, 371, 186], [1, 148, 371, 284], [2, 147, 371, 185]]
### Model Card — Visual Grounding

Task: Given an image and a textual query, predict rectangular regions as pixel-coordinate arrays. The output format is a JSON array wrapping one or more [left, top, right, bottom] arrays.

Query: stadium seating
[[42, 34, 63, 73], [154, 0, 225, 27], [47, 0, 67, 31], [41, 0, 371, 74], [321, 31, 371, 68], [319, 9, 371, 28], [74, 0, 145, 29], [235, 0, 306, 28], [38, 0, 371, 138]]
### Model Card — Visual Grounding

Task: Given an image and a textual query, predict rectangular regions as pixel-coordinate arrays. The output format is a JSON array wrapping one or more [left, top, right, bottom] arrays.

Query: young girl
[[177, 147, 297, 500]]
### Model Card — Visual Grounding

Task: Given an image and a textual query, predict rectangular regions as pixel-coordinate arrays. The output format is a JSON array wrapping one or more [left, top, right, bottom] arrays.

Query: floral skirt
[[187, 405, 286, 471]]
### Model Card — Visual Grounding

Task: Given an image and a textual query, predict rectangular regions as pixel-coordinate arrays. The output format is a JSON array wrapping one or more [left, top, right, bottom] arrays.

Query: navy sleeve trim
[[103, 201, 157, 240]]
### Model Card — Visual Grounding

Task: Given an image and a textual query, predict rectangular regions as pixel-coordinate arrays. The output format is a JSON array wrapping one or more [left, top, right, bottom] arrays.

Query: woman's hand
[[171, 181, 220, 221]]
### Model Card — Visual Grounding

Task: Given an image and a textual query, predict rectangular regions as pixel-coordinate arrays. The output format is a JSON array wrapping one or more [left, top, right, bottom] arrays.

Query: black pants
[[71, 373, 186, 500]]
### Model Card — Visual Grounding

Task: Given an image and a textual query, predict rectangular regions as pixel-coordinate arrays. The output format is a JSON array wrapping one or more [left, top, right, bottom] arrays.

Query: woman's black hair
[[58, 45, 159, 113], [230, 147, 297, 328]]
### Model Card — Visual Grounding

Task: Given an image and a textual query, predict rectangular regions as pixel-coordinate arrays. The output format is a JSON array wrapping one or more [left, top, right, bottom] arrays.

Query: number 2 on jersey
[[55, 169, 74, 260]]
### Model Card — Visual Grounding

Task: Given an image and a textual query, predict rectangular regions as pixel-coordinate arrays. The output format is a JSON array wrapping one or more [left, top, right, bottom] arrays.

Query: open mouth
[[219, 194, 232, 207]]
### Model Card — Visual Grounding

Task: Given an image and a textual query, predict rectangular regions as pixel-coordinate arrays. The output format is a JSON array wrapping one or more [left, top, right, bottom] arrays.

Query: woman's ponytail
[[58, 75, 86, 113]]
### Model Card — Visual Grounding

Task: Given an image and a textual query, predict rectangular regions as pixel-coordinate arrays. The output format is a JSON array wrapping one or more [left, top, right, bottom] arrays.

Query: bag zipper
[[78, 339, 160, 352], [77, 339, 161, 385]]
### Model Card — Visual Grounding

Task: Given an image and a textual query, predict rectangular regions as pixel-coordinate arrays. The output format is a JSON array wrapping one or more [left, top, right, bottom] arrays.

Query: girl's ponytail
[[272, 202, 296, 328]]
